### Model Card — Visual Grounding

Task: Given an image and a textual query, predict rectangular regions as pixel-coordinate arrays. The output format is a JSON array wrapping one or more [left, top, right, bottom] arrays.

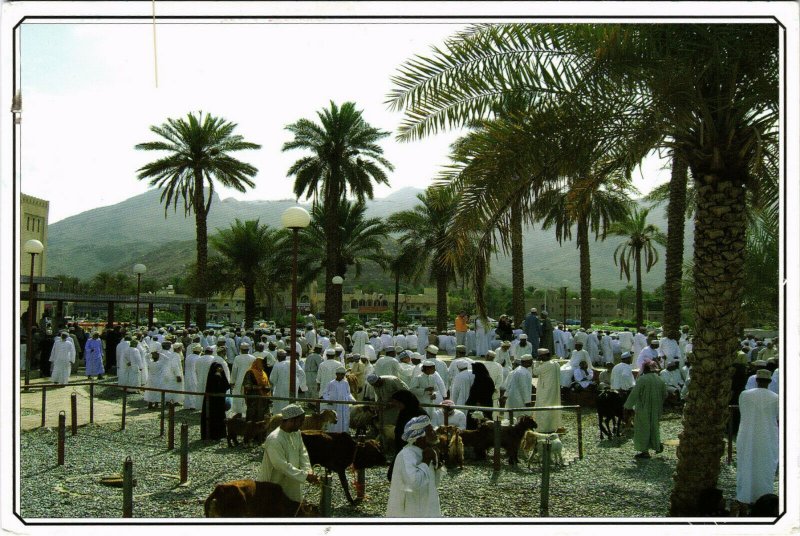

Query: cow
[[301, 431, 386, 505], [204, 480, 319, 517]]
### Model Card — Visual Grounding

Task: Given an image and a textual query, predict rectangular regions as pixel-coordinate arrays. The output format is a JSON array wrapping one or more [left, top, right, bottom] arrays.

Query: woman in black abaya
[[200, 362, 230, 440]]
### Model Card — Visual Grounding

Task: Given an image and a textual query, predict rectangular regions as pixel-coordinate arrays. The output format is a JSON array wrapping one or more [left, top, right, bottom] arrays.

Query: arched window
[[367, 299, 373, 306], [359, 299, 366, 306], [350, 299, 359, 309], [381, 299, 389, 307]]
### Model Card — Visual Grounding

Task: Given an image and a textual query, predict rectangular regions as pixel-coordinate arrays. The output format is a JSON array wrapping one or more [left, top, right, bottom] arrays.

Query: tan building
[[21, 194, 49, 318]]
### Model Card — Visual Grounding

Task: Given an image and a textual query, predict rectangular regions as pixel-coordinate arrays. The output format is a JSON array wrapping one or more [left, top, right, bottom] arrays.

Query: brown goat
[[460, 415, 538, 465], [225, 417, 268, 447]]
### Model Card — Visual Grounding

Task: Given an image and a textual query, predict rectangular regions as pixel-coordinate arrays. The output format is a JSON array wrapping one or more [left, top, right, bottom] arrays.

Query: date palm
[[388, 188, 460, 331], [387, 23, 777, 513], [283, 101, 393, 329], [135, 111, 261, 329], [608, 207, 667, 327], [209, 219, 290, 327], [295, 199, 390, 289]]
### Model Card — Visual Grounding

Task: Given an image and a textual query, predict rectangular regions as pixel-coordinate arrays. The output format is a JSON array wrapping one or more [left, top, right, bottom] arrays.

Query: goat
[[301, 431, 386, 505], [263, 409, 338, 439], [596, 389, 625, 440], [522, 431, 564, 467], [204, 480, 319, 517], [225, 417, 268, 447], [435, 425, 464, 468], [349, 404, 380, 437], [460, 415, 538, 465]]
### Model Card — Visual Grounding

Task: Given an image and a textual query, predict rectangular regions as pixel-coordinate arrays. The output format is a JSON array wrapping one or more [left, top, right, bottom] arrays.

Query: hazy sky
[[19, 20, 671, 223]]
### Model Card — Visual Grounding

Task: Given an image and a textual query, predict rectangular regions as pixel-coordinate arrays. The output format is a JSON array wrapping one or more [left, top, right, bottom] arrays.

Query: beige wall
[[20, 194, 49, 317]]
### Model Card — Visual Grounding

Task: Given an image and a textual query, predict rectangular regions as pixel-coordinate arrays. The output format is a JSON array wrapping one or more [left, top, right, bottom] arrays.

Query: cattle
[[301, 431, 386, 505], [460, 415, 538, 465], [596, 389, 625, 440], [225, 417, 268, 447], [204, 480, 319, 517]]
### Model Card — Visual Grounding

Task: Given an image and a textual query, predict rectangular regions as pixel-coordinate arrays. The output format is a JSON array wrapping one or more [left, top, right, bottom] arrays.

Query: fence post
[[493, 417, 502, 471], [168, 402, 175, 450], [122, 457, 133, 518], [89, 382, 95, 424], [576, 405, 583, 460], [540, 440, 551, 517], [321, 472, 332, 517], [180, 422, 189, 484], [121, 387, 128, 431], [70, 392, 78, 436], [41, 386, 47, 428], [160, 392, 166, 437], [57, 411, 66, 466]]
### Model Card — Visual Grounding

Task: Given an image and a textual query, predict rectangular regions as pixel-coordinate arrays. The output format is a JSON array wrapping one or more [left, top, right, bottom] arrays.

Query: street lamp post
[[282, 206, 311, 402], [133, 264, 147, 329], [561, 280, 569, 326], [24, 239, 44, 386]]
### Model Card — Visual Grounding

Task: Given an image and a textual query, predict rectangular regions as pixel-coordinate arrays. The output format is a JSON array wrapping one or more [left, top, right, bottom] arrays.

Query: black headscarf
[[391, 389, 426, 450], [466, 362, 494, 407]]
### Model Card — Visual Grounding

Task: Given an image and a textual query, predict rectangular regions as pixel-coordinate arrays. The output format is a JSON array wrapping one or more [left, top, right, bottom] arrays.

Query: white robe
[[257, 428, 311, 503], [386, 444, 442, 517], [632, 333, 648, 357], [316, 359, 342, 394], [416, 327, 429, 354], [449, 369, 474, 406], [585, 332, 600, 363], [49, 338, 76, 385], [143, 355, 163, 403], [503, 365, 532, 410], [618, 331, 634, 353], [123, 346, 145, 388], [406, 334, 419, 352], [431, 408, 467, 430], [230, 353, 256, 415], [352, 330, 369, 355], [410, 372, 446, 417], [600, 335, 614, 364], [374, 356, 401, 378], [116, 341, 130, 380], [736, 387, 779, 504], [532, 360, 562, 432], [160, 351, 185, 404], [610, 362, 636, 390], [475, 318, 489, 357], [465, 330, 477, 355], [322, 378, 355, 432], [183, 352, 202, 409], [269, 360, 303, 414]]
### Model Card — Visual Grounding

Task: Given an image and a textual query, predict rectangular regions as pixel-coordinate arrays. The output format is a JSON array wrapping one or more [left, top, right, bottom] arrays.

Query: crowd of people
[[32, 311, 780, 517]]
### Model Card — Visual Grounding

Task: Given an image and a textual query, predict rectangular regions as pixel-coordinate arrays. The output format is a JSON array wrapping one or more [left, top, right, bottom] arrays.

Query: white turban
[[401, 415, 431, 443]]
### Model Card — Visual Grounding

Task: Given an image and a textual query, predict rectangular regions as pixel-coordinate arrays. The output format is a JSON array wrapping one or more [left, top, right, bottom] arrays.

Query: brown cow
[[204, 480, 319, 517]]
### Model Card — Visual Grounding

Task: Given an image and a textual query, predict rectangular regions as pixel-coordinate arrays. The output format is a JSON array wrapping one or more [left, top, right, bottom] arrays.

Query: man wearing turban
[[386, 415, 443, 517]]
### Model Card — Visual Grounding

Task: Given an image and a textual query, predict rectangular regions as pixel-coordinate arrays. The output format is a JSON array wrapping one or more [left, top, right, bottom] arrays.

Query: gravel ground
[[19, 394, 749, 520]]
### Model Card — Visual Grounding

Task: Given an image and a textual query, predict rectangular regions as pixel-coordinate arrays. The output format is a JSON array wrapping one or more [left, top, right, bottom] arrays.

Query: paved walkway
[[19, 376, 159, 431]]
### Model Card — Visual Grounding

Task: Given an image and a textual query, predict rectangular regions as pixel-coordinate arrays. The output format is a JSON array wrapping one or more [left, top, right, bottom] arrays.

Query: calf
[[523, 431, 563, 467], [596, 389, 625, 440], [301, 431, 385, 505], [301, 409, 338, 431], [204, 480, 319, 517]]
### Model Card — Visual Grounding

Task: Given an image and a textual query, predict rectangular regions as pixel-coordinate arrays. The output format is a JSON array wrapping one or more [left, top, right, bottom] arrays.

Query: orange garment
[[455, 315, 468, 333]]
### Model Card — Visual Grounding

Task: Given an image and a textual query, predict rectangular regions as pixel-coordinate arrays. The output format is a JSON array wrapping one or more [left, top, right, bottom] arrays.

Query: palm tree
[[387, 23, 777, 513], [388, 188, 460, 331], [209, 219, 290, 327], [135, 111, 261, 329], [295, 199, 390, 289], [388, 249, 422, 331], [608, 207, 667, 327], [283, 101, 394, 329], [536, 174, 632, 328]]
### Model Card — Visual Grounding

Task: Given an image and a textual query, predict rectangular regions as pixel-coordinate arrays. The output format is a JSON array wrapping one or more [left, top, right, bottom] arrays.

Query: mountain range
[[45, 187, 693, 291]]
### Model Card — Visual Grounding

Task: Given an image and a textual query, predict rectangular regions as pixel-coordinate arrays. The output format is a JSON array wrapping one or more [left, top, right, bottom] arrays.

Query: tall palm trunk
[[510, 200, 525, 327], [393, 272, 401, 331], [324, 185, 341, 330], [244, 281, 256, 328], [662, 152, 689, 339], [634, 247, 643, 328], [669, 177, 747, 516], [193, 171, 208, 330], [435, 267, 448, 332], [577, 218, 592, 328]]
